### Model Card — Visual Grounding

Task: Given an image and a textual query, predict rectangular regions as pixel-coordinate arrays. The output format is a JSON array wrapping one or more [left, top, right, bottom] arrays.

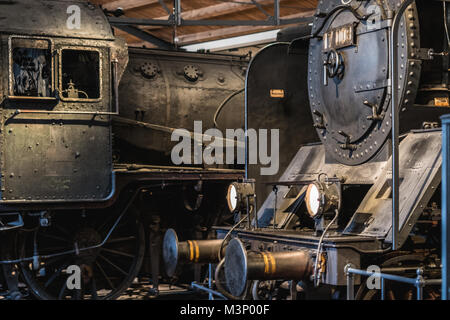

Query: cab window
[[61, 49, 100, 100], [11, 39, 52, 97]]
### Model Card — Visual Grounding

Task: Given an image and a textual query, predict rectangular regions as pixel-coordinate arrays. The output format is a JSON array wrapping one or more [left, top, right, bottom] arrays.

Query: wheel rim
[[19, 210, 145, 300]]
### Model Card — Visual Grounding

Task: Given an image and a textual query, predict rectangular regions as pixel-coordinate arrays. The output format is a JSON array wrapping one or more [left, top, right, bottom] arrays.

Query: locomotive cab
[[0, 0, 128, 205]]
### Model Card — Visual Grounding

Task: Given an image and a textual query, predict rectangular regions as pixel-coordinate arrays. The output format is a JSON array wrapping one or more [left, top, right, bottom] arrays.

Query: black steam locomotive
[[0, 0, 249, 300], [164, 0, 450, 300]]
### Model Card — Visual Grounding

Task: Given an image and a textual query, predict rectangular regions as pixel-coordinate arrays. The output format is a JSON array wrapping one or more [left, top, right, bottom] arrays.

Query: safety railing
[[442, 114, 450, 300], [190, 263, 227, 300], [345, 264, 441, 300]]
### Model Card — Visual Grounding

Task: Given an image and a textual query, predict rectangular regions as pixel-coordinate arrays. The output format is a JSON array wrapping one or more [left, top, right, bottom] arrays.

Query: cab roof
[[0, 0, 114, 40]]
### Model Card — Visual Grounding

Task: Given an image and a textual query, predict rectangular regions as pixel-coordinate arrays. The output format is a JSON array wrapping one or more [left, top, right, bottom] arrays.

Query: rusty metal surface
[[344, 130, 442, 246], [0, 1, 114, 40], [114, 163, 244, 179], [307, 0, 449, 166], [0, 3, 127, 203], [114, 47, 248, 157], [2, 115, 113, 202]]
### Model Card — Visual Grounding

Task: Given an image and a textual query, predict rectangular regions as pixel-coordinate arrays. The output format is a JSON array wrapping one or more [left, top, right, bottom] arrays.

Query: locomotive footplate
[[113, 165, 244, 199], [214, 227, 383, 286]]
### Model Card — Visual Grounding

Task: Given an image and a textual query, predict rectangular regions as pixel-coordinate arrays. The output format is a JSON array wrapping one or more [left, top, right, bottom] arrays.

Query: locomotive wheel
[[19, 210, 145, 300], [355, 254, 440, 300], [251, 280, 301, 300], [251, 280, 277, 300]]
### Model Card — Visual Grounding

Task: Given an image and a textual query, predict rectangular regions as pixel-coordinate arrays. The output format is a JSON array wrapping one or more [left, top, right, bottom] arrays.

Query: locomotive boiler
[[0, 0, 248, 300], [113, 47, 247, 165], [167, 0, 450, 300]]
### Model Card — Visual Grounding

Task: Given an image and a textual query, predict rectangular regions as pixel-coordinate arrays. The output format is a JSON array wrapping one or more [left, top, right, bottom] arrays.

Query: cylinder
[[224, 238, 314, 297], [162, 229, 226, 277]]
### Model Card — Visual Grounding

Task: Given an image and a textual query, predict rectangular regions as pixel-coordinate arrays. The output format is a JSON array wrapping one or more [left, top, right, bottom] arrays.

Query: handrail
[[441, 114, 450, 300], [345, 264, 441, 300], [391, 0, 415, 250], [191, 282, 227, 300]]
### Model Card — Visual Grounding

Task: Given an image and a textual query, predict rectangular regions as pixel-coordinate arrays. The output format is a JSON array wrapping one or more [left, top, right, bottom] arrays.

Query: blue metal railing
[[190, 263, 227, 300], [441, 114, 450, 300], [345, 264, 441, 300]]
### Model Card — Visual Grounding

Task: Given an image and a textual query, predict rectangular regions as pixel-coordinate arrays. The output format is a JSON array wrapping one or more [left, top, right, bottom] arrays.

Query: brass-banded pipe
[[163, 229, 226, 277], [246, 251, 312, 280], [181, 239, 225, 264], [224, 238, 314, 297]]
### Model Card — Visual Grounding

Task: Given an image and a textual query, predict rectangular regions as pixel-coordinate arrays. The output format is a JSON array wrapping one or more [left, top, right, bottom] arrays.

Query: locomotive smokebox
[[224, 239, 314, 297], [163, 229, 226, 277]]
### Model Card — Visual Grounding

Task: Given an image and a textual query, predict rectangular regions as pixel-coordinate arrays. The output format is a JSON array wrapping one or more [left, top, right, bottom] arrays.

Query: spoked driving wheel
[[19, 209, 145, 300], [355, 254, 441, 300]]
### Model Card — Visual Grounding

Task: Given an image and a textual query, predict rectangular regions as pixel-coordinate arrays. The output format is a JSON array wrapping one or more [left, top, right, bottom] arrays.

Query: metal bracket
[[364, 100, 384, 121], [313, 110, 326, 129], [338, 131, 357, 151], [412, 48, 449, 60]]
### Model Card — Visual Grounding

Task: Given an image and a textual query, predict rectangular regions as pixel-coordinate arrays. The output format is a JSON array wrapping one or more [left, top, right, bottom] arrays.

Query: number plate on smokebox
[[323, 24, 355, 51]]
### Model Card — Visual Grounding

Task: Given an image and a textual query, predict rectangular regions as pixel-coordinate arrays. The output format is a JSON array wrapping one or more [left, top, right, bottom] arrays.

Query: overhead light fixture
[[181, 30, 281, 52]]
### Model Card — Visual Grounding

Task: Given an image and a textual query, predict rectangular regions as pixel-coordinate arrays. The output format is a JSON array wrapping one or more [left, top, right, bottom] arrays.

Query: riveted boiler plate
[[308, 0, 415, 165]]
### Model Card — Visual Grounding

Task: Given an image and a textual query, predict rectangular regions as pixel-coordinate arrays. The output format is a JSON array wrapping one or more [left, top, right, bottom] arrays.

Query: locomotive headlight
[[306, 181, 340, 219], [227, 183, 239, 212], [226, 181, 255, 213], [306, 183, 322, 218]]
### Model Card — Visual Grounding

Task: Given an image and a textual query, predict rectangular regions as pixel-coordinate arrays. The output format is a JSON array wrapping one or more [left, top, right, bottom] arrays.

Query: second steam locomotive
[[165, 0, 449, 300]]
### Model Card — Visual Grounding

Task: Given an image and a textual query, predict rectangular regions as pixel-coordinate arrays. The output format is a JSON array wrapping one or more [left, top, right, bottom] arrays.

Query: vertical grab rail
[[390, 0, 415, 250], [442, 115, 450, 300]]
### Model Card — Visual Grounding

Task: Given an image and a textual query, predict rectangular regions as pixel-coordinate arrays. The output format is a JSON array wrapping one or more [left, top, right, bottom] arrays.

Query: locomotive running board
[[344, 130, 442, 246]]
